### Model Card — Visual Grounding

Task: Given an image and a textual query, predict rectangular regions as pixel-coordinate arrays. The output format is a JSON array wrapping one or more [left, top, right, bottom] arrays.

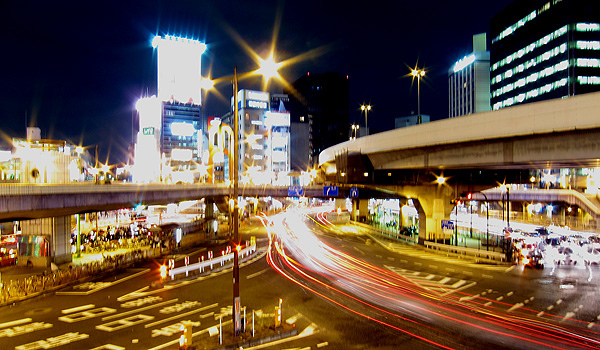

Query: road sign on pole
[[350, 187, 359, 198], [323, 186, 338, 197], [288, 186, 303, 197], [441, 220, 454, 232]]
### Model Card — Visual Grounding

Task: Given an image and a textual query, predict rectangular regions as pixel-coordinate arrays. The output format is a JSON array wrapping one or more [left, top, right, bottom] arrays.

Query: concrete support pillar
[[352, 199, 369, 223], [407, 187, 455, 245], [20, 215, 72, 267], [205, 198, 215, 236], [205, 198, 215, 220]]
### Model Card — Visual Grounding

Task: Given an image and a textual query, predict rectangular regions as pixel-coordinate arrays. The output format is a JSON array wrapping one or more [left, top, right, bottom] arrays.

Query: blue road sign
[[288, 186, 303, 197], [441, 220, 454, 231], [350, 187, 359, 198], [323, 186, 338, 197]]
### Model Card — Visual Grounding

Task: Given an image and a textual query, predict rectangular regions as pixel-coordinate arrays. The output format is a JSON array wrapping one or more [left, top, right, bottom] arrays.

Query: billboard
[[153, 35, 206, 105]]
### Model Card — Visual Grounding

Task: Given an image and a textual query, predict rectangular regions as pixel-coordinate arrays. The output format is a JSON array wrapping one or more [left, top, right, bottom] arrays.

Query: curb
[[210, 328, 299, 350]]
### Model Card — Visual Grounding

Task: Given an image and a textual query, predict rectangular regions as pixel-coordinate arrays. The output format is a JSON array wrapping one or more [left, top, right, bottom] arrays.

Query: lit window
[[576, 23, 600, 32], [576, 41, 600, 50], [578, 76, 600, 85]]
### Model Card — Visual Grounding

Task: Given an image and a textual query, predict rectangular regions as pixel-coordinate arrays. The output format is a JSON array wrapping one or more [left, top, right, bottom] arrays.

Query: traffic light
[[159, 265, 167, 279], [460, 192, 473, 200]]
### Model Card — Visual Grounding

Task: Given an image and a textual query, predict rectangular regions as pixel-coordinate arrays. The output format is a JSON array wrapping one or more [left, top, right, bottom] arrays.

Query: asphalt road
[[1, 213, 599, 349]]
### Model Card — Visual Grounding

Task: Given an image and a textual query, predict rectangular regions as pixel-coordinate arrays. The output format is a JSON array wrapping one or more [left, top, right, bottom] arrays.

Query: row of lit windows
[[492, 59, 568, 98], [492, 78, 568, 110], [492, 58, 600, 98], [492, 25, 567, 71], [492, 10, 537, 44], [492, 43, 567, 84], [492, 24, 600, 73]]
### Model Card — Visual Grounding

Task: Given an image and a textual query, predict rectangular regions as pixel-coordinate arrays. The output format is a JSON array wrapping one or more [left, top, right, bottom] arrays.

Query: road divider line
[[102, 299, 178, 321], [57, 269, 150, 296], [62, 304, 95, 314], [0, 318, 32, 329], [247, 268, 270, 279], [145, 303, 218, 328], [117, 286, 150, 302]]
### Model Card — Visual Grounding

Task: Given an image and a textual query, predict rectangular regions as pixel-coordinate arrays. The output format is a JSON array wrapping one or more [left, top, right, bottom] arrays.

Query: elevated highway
[[319, 92, 600, 243], [320, 91, 600, 171]]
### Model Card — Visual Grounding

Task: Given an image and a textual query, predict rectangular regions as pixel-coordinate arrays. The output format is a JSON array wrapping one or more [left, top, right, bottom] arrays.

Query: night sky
[[0, 0, 514, 164]]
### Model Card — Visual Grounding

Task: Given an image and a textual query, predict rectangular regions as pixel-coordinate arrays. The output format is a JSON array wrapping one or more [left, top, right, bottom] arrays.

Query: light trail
[[263, 206, 600, 350]]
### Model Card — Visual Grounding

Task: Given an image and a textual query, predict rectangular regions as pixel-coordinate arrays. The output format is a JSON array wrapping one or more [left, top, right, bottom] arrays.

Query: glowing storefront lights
[[170, 122, 196, 137]]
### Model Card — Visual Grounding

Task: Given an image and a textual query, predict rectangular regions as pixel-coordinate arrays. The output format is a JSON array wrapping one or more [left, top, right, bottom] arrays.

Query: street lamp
[[231, 56, 282, 336], [350, 124, 360, 140], [360, 104, 371, 135], [411, 67, 426, 124]]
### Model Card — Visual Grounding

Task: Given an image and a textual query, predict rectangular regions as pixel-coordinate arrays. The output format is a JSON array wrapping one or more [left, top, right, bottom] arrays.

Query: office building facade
[[134, 35, 206, 183], [284, 72, 349, 165], [490, 0, 600, 110], [449, 33, 491, 117], [223, 89, 291, 185]]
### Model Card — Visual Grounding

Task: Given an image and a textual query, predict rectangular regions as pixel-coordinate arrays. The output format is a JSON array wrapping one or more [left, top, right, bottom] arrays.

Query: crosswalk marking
[[377, 240, 508, 272], [384, 265, 475, 294]]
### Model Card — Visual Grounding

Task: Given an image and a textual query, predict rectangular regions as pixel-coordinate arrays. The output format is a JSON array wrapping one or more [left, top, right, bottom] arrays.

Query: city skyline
[[0, 0, 514, 164]]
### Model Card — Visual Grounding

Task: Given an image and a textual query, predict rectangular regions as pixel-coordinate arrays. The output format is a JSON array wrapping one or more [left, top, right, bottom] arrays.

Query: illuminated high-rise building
[[490, 0, 600, 111], [448, 33, 491, 117], [222, 89, 291, 185], [134, 35, 207, 183]]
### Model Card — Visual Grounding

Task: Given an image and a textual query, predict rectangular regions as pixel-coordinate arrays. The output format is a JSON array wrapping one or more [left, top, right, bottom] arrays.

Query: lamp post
[[350, 124, 359, 140], [411, 67, 425, 124], [232, 65, 242, 336], [360, 105, 371, 135], [480, 192, 489, 251]]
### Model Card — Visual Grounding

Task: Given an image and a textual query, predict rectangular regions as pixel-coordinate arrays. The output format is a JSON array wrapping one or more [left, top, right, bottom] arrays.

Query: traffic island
[[190, 323, 298, 350]]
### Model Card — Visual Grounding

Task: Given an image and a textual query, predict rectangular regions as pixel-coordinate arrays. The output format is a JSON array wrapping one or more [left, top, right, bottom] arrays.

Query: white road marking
[[117, 286, 150, 302], [89, 345, 125, 350], [508, 302, 524, 312], [96, 314, 154, 332], [15, 332, 88, 350], [102, 299, 178, 321], [59, 307, 116, 323], [451, 280, 466, 289], [429, 265, 438, 269], [0, 318, 32, 329], [149, 319, 233, 350], [57, 269, 150, 296], [247, 268, 270, 279], [151, 320, 200, 337], [160, 301, 200, 314], [121, 296, 163, 308], [145, 303, 218, 328], [482, 274, 493, 279], [439, 277, 451, 284], [61, 304, 95, 314], [0, 321, 53, 338], [317, 341, 329, 347]]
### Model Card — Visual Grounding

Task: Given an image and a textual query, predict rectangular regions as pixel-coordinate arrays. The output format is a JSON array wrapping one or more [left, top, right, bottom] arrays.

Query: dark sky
[[0, 0, 514, 164]]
